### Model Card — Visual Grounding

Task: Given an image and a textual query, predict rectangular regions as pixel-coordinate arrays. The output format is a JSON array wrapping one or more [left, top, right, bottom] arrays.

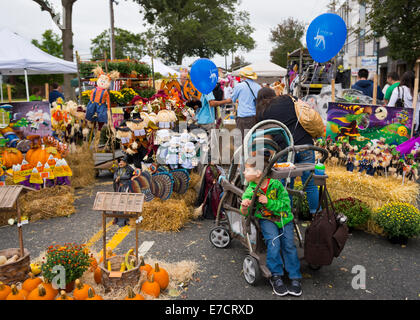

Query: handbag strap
[[244, 80, 257, 100]]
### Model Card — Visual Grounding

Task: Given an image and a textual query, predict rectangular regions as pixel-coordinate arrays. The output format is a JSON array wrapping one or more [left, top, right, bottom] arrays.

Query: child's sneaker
[[288, 279, 302, 297], [270, 276, 288, 296]]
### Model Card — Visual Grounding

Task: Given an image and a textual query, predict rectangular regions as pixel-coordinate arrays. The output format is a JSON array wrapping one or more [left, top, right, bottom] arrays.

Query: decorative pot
[[388, 235, 408, 245], [65, 280, 75, 293]]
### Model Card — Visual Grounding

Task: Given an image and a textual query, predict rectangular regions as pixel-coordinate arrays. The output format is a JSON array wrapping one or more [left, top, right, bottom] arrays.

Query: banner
[[326, 102, 412, 148]]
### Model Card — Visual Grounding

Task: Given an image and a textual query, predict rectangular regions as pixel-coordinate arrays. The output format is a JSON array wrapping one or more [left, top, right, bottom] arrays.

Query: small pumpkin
[[2, 148, 23, 168], [124, 286, 145, 300], [6, 285, 26, 300], [56, 290, 74, 300], [93, 267, 102, 284], [139, 256, 152, 275], [0, 282, 12, 300], [85, 287, 103, 300], [27, 284, 52, 300], [22, 272, 42, 293], [73, 279, 93, 300], [42, 279, 59, 299], [150, 263, 169, 291], [89, 257, 98, 272], [141, 274, 160, 298]]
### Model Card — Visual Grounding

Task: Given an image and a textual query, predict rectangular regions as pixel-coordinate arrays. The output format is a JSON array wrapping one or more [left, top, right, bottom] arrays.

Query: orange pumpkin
[[25, 146, 61, 167], [42, 280, 59, 299], [27, 284, 52, 300], [141, 275, 160, 298], [85, 287, 103, 300], [73, 279, 93, 300], [56, 290, 74, 300], [139, 256, 152, 275], [125, 287, 145, 300], [6, 285, 26, 300], [22, 272, 42, 293], [0, 282, 12, 300], [93, 267, 102, 284], [2, 148, 23, 168], [89, 257, 98, 272], [150, 263, 169, 291]]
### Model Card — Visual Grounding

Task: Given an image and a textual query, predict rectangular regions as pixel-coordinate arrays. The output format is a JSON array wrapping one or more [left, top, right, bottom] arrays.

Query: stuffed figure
[[180, 142, 198, 170], [157, 110, 172, 129], [166, 136, 180, 167], [85, 66, 120, 130]]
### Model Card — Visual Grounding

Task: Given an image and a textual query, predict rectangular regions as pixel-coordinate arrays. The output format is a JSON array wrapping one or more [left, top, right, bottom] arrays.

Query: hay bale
[[326, 166, 419, 210], [19, 186, 75, 222], [67, 143, 95, 189]]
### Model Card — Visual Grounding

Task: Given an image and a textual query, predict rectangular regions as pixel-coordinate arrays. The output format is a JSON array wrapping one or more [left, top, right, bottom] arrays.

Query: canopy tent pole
[[24, 68, 29, 102], [0, 74, 3, 102]]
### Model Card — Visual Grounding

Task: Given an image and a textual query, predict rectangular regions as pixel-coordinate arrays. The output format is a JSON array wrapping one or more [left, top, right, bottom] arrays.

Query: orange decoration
[[150, 263, 169, 291], [141, 274, 160, 298], [42, 280, 59, 299], [85, 287, 103, 300], [94, 267, 102, 284], [55, 290, 74, 300], [73, 279, 93, 300], [139, 256, 152, 275], [22, 273, 42, 293], [2, 148, 23, 168], [125, 287, 145, 300], [27, 284, 52, 300], [6, 285, 26, 300], [0, 282, 12, 300]]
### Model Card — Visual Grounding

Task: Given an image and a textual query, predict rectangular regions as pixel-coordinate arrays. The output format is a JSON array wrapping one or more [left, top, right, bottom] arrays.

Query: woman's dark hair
[[256, 87, 276, 121], [399, 71, 415, 96]]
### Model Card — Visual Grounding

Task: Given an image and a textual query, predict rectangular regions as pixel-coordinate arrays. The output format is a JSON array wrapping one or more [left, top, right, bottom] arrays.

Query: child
[[240, 154, 302, 297]]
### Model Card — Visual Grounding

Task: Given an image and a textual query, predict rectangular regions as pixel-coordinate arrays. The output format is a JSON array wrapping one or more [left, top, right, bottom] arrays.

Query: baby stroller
[[209, 120, 330, 285]]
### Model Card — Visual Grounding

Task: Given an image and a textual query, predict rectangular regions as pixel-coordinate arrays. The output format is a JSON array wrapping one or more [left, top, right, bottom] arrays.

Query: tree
[[32, 0, 77, 99], [32, 29, 63, 58], [90, 28, 147, 61], [363, 0, 420, 69], [269, 18, 305, 67], [132, 0, 256, 65]]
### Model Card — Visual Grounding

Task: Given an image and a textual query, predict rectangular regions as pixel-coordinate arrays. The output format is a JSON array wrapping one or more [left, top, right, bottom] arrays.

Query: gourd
[[30, 262, 42, 275], [0, 256, 7, 265], [89, 257, 98, 272], [56, 290, 74, 300], [0, 282, 12, 300], [85, 287, 103, 300], [94, 267, 102, 284], [27, 284, 52, 300], [6, 285, 26, 300], [141, 275, 160, 298], [150, 263, 169, 291], [99, 248, 115, 263], [125, 248, 136, 270], [139, 256, 152, 275], [73, 279, 93, 300], [6, 255, 19, 264], [42, 279, 59, 299], [124, 287, 145, 300], [2, 148, 23, 168], [22, 272, 42, 293]]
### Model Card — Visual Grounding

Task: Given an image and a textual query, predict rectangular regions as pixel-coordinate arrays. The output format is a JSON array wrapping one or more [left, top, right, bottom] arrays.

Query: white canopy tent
[[140, 55, 180, 78], [0, 28, 77, 102], [233, 61, 287, 78]]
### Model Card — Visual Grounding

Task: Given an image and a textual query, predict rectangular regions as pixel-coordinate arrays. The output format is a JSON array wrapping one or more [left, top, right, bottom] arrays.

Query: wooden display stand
[[0, 185, 36, 285], [92, 192, 145, 292]]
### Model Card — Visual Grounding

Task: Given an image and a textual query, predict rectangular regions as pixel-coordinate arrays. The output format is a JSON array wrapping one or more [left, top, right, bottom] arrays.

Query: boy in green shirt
[[240, 155, 302, 297], [384, 72, 400, 104]]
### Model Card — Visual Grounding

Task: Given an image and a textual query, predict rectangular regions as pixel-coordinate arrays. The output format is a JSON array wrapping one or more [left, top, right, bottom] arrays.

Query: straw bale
[[189, 172, 201, 189], [326, 166, 419, 210], [67, 142, 95, 189]]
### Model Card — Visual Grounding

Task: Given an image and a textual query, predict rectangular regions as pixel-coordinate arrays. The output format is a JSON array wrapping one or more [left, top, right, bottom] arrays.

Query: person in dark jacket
[[49, 83, 65, 104], [351, 68, 384, 100]]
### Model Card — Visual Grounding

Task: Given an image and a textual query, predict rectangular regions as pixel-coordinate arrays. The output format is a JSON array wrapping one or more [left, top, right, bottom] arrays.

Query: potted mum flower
[[333, 198, 371, 232], [41, 243, 91, 292]]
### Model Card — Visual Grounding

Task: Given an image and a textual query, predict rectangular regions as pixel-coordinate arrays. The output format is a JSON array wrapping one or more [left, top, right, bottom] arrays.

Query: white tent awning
[[0, 28, 77, 75], [233, 61, 287, 78], [140, 55, 180, 78]]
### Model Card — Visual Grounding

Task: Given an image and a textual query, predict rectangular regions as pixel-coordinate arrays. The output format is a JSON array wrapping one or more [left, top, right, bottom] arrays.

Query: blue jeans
[[285, 150, 319, 214], [259, 219, 302, 279]]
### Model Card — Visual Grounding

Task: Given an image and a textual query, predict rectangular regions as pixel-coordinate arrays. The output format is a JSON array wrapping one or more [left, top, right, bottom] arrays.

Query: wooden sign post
[[45, 83, 49, 101], [331, 79, 335, 102], [372, 74, 378, 105], [7, 84, 11, 103]]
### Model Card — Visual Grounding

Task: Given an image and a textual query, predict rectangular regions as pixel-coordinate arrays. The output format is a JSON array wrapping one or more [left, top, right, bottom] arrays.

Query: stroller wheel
[[243, 255, 262, 286], [209, 226, 231, 249], [308, 264, 322, 271]]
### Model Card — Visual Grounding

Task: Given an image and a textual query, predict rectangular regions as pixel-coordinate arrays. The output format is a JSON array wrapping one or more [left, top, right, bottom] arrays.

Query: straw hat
[[239, 66, 258, 80]]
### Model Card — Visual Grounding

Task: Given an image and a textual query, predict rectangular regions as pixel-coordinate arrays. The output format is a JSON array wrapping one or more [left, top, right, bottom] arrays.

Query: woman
[[256, 88, 319, 217], [389, 71, 420, 131]]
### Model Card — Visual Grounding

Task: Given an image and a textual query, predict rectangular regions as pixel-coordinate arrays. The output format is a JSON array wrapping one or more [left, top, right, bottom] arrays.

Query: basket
[[98, 255, 140, 292], [0, 248, 30, 285]]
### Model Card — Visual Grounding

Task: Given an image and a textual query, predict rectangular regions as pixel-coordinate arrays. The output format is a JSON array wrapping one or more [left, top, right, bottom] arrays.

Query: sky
[[0, 0, 332, 68]]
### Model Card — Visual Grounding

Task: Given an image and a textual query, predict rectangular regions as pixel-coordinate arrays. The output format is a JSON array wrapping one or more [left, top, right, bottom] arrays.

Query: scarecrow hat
[[239, 66, 257, 80]]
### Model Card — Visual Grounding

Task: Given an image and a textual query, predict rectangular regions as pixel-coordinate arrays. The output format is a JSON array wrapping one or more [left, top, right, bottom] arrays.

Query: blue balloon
[[306, 13, 347, 63], [190, 58, 219, 95]]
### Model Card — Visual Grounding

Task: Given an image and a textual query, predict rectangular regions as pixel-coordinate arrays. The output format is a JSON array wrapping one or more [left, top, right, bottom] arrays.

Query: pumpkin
[[73, 279, 93, 300], [0, 282, 12, 300], [25, 146, 61, 168], [150, 263, 169, 291], [93, 267, 102, 284], [22, 272, 42, 293], [6, 285, 26, 300], [42, 279, 59, 299], [139, 256, 152, 275], [56, 290, 74, 300], [125, 286, 145, 300], [27, 284, 52, 300], [2, 148, 23, 168], [89, 257, 98, 272], [85, 287, 103, 300], [141, 275, 160, 298]]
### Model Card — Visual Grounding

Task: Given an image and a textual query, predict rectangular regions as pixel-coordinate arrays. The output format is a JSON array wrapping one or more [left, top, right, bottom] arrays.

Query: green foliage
[[291, 183, 310, 219], [374, 202, 420, 238], [134, 87, 156, 99], [364, 0, 420, 68], [32, 29, 63, 58], [133, 0, 255, 64], [90, 28, 147, 60], [79, 61, 151, 78], [41, 243, 91, 284], [269, 17, 305, 67], [333, 198, 372, 228]]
